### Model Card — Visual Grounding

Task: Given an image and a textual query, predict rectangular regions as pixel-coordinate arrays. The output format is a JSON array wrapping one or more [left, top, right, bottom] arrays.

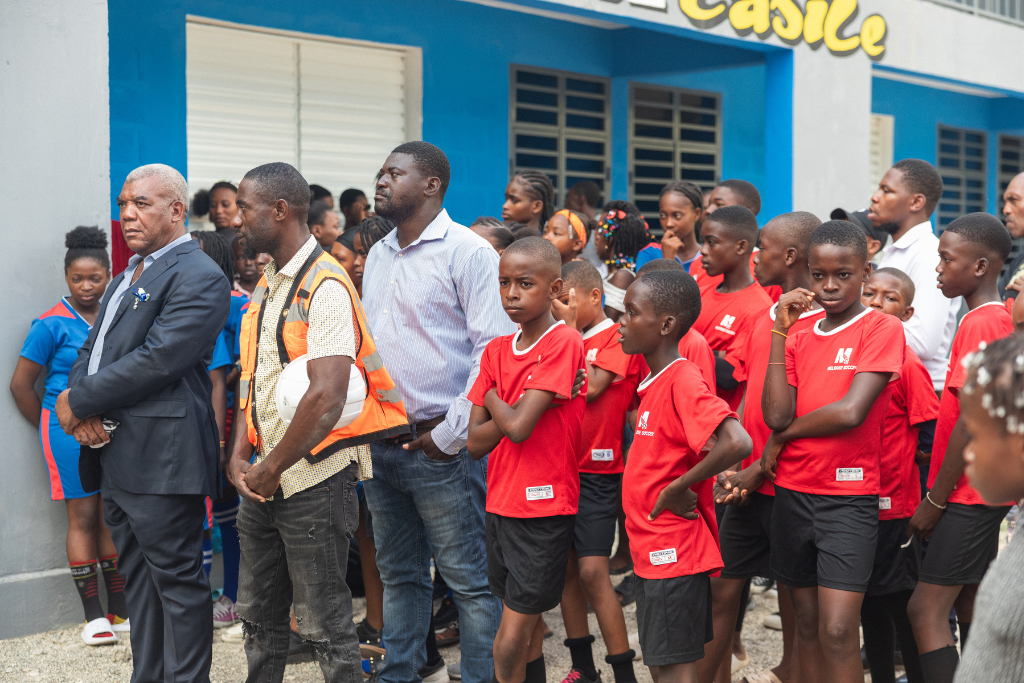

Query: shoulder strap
[[275, 245, 325, 367]]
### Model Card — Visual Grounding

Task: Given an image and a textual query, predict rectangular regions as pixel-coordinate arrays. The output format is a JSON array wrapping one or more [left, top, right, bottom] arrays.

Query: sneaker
[[213, 595, 238, 629], [356, 617, 383, 647], [763, 587, 778, 600], [559, 668, 601, 683], [287, 630, 313, 664], [749, 577, 774, 595], [221, 622, 245, 642], [435, 624, 460, 647], [447, 662, 462, 680], [433, 596, 459, 629], [420, 658, 450, 683], [107, 614, 130, 633], [763, 612, 782, 631]]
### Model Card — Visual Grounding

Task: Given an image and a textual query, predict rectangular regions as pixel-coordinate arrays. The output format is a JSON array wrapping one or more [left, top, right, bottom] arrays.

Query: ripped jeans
[[236, 463, 361, 683]]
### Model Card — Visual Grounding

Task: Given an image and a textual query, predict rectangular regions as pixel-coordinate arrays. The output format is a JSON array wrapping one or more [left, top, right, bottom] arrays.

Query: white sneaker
[[763, 612, 782, 630], [221, 622, 245, 642], [82, 617, 118, 646], [213, 595, 238, 628]]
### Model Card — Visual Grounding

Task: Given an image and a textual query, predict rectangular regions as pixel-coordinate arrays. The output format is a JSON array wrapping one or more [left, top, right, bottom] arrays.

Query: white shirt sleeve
[[899, 247, 951, 362]]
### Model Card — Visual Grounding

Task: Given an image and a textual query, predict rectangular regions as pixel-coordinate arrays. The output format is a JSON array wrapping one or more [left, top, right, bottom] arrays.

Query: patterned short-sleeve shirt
[[253, 236, 370, 497]]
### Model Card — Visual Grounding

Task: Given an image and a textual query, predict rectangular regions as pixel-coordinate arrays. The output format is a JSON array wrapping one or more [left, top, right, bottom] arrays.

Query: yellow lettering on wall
[[802, 0, 828, 45], [769, 0, 803, 43], [824, 0, 861, 54], [860, 14, 887, 60], [679, 0, 726, 22], [729, 0, 770, 35]]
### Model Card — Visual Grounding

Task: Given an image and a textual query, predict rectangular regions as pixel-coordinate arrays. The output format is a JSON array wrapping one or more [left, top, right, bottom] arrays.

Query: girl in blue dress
[[10, 226, 127, 645]]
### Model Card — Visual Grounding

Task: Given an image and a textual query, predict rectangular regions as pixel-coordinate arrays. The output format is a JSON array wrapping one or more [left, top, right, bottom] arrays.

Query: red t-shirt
[[690, 250, 783, 303], [635, 328, 717, 411], [929, 302, 1014, 506], [879, 346, 940, 519], [623, 359, 734, 579], [729, 303, 826, 496], [693, 282, 772, 410], [468, 321, 587, 518], [775, 308, 905, 496], [580, 318, 643, 474]]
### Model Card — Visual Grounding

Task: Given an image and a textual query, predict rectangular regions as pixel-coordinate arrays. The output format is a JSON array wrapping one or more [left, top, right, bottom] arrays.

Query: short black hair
[[636, 258, 686, 276], [339, 188, 366, 209], [471, 220, 516, 251], [703, 205, 759, 246], [602, 199, 642, 217], [944, 212, 1012, 263], [717, 179, 761, 216], [765, 211, 821, 257], [892, 159, 943, 216], [243, 162, 311, 223], [636, 270, 702, 337], [508, 221, 540, 239], [391, 141, 451, 198], [561, 260, 603, 295], [309, 184, 332, 202], [65, 225, 109, 271], [808, 220, 869, 262], [873, 266, 917, 306], [501, 236, 562, 281], [659, 181, 704, 213], [308, 200, 333, 227], [568, 180, 601, 209]]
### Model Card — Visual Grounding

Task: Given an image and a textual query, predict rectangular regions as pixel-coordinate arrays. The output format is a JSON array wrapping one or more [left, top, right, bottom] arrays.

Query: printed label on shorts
[[649, 548, 678, 566], [879, 497, 891, 510], [526, 485, 554, 501], [591, 449, 614, 462], [836, 467, 864, 481]]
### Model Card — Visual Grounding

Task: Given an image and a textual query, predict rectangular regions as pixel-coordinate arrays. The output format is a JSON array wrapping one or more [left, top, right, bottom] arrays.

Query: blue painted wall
[[109, 0, 780, 224], [872, 76, 1024, 215]]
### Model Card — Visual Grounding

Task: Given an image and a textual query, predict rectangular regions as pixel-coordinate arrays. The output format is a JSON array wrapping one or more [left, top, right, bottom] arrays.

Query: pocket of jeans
[[343, 479, 358, 539]]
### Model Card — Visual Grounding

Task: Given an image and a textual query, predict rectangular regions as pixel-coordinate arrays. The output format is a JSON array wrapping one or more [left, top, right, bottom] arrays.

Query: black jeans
[[236, 463, 361, 683]]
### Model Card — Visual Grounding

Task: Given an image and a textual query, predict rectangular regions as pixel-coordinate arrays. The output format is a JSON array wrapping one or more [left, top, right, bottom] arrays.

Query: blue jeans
[[364, 443, 500, 683]]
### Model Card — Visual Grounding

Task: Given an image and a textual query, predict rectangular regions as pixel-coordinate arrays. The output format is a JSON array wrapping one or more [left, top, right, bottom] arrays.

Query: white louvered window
[[186, 20, 421, 204]]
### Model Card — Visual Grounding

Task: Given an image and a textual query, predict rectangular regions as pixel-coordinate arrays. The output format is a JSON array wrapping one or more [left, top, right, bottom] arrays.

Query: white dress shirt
[[879, 221, 961, 390]]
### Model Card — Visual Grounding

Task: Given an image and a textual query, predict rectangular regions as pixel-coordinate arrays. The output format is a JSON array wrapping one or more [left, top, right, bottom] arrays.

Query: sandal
[[81, 617, 118, 646], [732, 653, 749, 674], [609, 561, 633, 576], [743, 671, 783, 683]]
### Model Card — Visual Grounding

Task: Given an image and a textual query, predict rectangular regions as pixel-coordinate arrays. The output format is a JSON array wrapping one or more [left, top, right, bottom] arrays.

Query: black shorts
[[719, 492, 774, 580], [635, 573, 713, 666], [770, 486, 878, 592], [867, 517, 920, 596], [487, 512, 575, 614], [574, 473, 620, 557], [919, 503, 1011, 586]]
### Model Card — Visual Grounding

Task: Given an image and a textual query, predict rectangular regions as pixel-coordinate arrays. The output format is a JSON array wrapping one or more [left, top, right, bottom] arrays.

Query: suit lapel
[[106, 245, 184, 333]]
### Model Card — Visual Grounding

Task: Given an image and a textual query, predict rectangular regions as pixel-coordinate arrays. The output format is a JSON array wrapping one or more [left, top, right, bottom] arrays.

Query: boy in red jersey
[[905, 213, 1014, 683], [467, 237, 587, 683], [760, 221, 906, 683], [551, 261, 641, 683], [618, 270, 753, 683], [705, 211, 824, 683], [860, 267, 940, 683], [692, 207, 772, 411]]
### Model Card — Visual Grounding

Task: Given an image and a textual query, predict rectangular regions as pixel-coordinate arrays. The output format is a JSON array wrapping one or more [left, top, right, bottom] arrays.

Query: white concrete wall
[[0, 0, 110, 639]]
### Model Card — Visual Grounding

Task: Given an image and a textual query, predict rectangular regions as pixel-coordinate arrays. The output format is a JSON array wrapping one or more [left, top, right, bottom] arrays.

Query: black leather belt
[[383, 415, 446, 444]]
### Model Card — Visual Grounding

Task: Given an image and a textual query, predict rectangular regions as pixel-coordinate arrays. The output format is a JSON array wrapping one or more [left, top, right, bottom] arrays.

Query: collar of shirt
[[263, 235, 318, 282], [127, 231, 193, 275], [883, 221, 933, 256], [379, 209, 452, 253]]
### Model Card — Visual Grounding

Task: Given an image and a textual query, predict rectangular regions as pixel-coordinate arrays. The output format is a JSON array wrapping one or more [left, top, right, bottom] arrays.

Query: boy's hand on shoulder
[[649, 479, 699, 521], [759, 433, 784, 480], [775, 288, 815, 332], [551, 287, 579, 330]]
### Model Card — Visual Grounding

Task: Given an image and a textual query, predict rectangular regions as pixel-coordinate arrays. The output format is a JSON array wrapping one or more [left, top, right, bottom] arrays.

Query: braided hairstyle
[[512, 171, 555, 227], [190, 230, 235, 283], [65, 226, 110, 272], [963, 334, 1024, 436], [357, 216, 396, 252], [598, 201, 651, 271]]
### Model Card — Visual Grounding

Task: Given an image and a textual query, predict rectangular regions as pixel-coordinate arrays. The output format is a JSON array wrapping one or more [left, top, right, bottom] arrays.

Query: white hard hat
[[275, 354, 367, 428]]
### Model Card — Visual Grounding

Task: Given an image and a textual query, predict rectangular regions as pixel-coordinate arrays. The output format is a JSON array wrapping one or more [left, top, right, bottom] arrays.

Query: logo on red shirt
[[715, 314, 737, 335], [828, 347, 855, 370], [636, 410, 654, 436], [586, 348, 598, 363]]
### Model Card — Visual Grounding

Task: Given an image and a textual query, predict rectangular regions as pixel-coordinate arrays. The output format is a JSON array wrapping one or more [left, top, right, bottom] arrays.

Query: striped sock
[[99, 555, 128, 621], [69, 561, 105, 622]]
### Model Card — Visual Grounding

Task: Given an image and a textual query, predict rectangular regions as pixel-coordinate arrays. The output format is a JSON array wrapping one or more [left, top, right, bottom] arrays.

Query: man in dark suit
[[56, 163, 229, 683]]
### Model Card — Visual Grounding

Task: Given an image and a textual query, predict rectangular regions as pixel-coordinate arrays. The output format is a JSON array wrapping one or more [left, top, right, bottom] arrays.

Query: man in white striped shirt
[[362, 142, 512, 683]]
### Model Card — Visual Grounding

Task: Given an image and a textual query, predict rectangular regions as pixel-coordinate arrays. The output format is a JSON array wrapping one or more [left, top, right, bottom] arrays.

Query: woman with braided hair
[[593, 201, 652, 322], [502, 170, 555, 236]]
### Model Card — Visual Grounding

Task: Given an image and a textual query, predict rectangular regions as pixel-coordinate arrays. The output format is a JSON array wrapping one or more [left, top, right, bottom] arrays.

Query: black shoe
[[356, 618, 383, 647], [287, 630, 313, 664], [614, 575, 636, 606], [419, 657, 449, 683], [559, 668, 602, 683], [433, 595, 459, 627]]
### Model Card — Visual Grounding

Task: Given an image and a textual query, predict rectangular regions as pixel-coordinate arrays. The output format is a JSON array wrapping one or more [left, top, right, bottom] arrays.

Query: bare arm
[[10, 358, 44, 426], [210, 366, 227, 459], [585, 363, 616, 403], [483, 387, 556, 444], [772, 371, 892, 441], [907, 416, 969, 541], [467, 403, 505, 459], [762, 289, 815, 430]]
